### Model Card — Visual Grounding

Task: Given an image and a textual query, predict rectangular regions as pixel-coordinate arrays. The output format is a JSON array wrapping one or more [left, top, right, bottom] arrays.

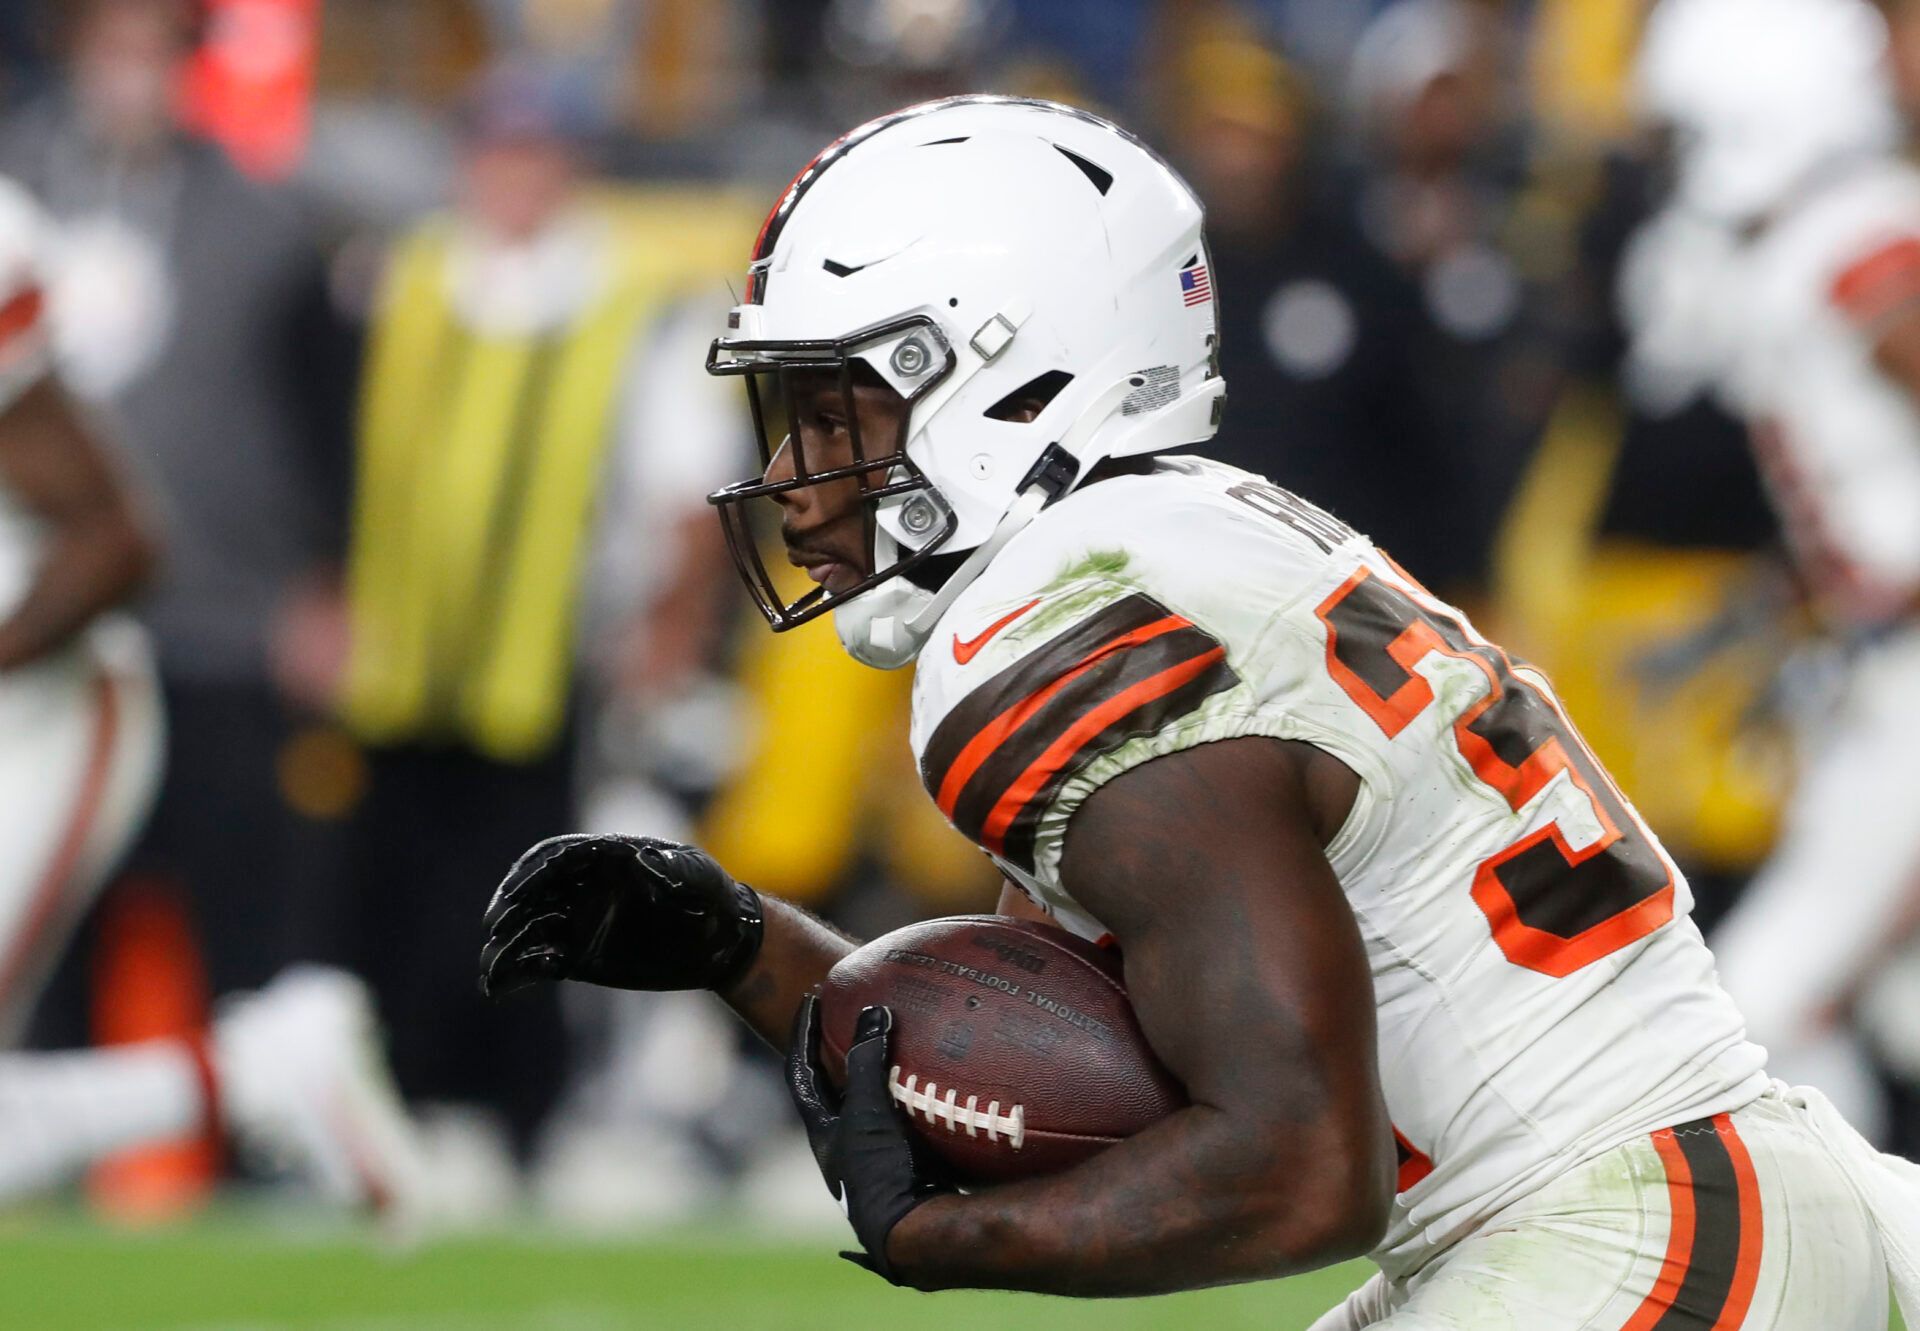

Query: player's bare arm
[[0, 376, 157, 671], [1871, 302, 1920, 414], [869, 736, 1394, 1296], [714, 897, 856, 1046]]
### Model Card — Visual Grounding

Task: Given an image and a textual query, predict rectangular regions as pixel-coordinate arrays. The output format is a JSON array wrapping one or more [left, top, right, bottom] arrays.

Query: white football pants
[[0, 617, 162, 1044], [1711, 624, 1920, 1138], [1310, 1086, 1898, 1330]]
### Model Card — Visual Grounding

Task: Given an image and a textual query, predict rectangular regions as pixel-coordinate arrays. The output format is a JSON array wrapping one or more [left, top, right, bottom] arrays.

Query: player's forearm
[[885, 1102, 1386, 1297], [0, 509, 154, 670], [718, 895, 860, 1050]]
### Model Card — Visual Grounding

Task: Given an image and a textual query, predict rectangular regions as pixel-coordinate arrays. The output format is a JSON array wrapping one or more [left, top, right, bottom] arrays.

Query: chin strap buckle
[[1017, 443, 1080, 506]]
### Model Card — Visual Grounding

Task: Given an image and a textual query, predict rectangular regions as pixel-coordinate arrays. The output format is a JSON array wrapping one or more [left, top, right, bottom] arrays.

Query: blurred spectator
[[0, 0, 355, 1006], [0, 6, 54, 111], [737, 0, 1038, 189], [1347, 0, 1514, 290], [1244, 0, 1400, 86], [329, 63, 745, 1159], [1346, 0, 1551, 563], [1163, 17, 1481, 594]]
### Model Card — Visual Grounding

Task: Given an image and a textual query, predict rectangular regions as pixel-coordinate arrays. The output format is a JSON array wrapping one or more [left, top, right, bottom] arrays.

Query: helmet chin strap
[[856, 374, 1142, 663], [902, 484, 1051, 639]]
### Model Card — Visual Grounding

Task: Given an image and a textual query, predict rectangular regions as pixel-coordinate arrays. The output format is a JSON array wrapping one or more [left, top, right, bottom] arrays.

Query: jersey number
[[1317, 568, 1675, 978]]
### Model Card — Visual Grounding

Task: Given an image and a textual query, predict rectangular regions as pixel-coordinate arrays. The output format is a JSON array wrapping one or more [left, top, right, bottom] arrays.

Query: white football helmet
[[1636, 0, 1899, 224], [707, 96, 1225, 668]]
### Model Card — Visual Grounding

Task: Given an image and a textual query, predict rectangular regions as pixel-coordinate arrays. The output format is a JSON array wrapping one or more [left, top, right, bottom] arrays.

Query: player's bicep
[[1871, 302, 1920, 408], [1058, 737, 1394, 1205]]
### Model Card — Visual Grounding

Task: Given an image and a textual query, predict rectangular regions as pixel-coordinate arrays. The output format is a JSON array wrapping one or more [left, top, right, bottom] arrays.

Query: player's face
[[460, 137, 579, 243], [70, 0, 193, 150], [763, 366, 911, 597]]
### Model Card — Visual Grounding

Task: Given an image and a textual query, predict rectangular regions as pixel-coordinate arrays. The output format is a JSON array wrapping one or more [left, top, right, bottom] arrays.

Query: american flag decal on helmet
[[1179, 259, 1211, 307]]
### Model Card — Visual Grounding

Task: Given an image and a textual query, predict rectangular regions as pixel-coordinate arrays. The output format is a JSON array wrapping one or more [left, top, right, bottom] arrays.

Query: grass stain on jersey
[[1014, 550, 1139, 641]]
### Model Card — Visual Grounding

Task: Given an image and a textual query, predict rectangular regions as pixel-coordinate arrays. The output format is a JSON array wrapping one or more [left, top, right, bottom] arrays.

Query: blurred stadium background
[[0, 0, 1915, 1326]]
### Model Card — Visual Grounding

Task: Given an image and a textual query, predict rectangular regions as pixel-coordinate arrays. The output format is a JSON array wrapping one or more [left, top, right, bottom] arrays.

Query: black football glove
[[478, 834, 763, 998], [787, 995, 956, 1285]]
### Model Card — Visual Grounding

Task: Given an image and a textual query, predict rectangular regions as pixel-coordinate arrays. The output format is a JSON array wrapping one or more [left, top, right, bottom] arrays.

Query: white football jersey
[[1731, 157, 1920, 626], [0, 174, 56, 626], [908, 457, 1768, 1274]]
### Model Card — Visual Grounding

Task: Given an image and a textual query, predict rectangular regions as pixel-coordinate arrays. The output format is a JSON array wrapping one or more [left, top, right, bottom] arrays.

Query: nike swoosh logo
[[952, 598, 1041, 665]]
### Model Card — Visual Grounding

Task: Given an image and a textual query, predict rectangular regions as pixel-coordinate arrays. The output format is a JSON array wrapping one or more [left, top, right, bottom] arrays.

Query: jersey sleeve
[[909, 462, 1364, 900], [916, 584, 1242, 876], [0, 177, 52, 415]]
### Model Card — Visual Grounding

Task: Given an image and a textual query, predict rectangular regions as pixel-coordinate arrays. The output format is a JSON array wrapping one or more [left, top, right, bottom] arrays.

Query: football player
[[1639, 0, 1920, 1141], [0, 173, 422, 1221], [480, 97, 1920, 1323]]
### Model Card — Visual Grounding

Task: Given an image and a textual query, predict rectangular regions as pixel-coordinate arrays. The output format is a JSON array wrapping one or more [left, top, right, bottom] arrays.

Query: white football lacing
[[888, 1065, 1025, 1150]]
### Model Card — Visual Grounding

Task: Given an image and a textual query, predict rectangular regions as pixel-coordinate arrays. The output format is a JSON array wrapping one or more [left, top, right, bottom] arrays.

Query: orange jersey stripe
[[933, 615, 1191, 817], [1711, 1113, 1764, 1331], [1393, 1127, 1434, 1193], [979, 645, 1228, 855], [1621, 1126, 1698, 1331]]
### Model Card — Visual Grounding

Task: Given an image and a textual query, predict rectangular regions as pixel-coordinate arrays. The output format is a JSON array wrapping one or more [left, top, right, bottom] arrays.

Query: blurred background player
[[0, 166, 421, 1219], [0, 0, 360, 1030], [1639, 0, 1920, 1143], [0, 177, 160, 1057]]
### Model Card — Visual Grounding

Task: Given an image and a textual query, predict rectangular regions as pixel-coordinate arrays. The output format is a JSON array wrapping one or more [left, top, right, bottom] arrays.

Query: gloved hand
[[786, 995, 957, 1285], [478, 834, 763, 998]]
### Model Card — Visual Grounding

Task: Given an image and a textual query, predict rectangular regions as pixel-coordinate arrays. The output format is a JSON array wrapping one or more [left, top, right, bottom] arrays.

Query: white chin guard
[[833, 578, 937, 670], [833, 481, 1057, 670]]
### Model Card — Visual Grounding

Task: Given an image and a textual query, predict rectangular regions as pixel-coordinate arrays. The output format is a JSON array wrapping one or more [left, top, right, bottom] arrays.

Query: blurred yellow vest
[[344, 187, 754, 762]]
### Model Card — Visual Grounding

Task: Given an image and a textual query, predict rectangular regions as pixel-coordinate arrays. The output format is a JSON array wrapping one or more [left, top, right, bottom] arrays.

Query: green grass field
[[0, 1211, 1372, 1331], [5, 1210, 1902, 1330]]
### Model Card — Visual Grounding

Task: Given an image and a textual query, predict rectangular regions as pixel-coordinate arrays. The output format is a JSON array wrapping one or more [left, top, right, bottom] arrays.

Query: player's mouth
[[787, 543, 864, 596]]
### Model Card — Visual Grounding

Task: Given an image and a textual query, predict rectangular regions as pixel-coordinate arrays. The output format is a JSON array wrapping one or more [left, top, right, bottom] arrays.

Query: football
[[815, 914, 1186, 1183]]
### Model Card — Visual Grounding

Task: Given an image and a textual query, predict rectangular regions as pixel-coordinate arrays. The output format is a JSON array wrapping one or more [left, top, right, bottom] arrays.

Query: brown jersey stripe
[[921, 594, 1238, 869], [932, 613, 1196, 817], [1619, 1116, 1764, 1331], [991, 647, 1236, 870], [944, 624, 1230, 861], [922, 593, 1188, 801]]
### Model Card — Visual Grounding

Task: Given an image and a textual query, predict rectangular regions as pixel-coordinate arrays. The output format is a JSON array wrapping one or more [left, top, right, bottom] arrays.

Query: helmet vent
[[922, 136, 971, 146], [985, 370, 1074, 421], [821, 258, 870, 278], [1053, 145, 1113, 196]]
